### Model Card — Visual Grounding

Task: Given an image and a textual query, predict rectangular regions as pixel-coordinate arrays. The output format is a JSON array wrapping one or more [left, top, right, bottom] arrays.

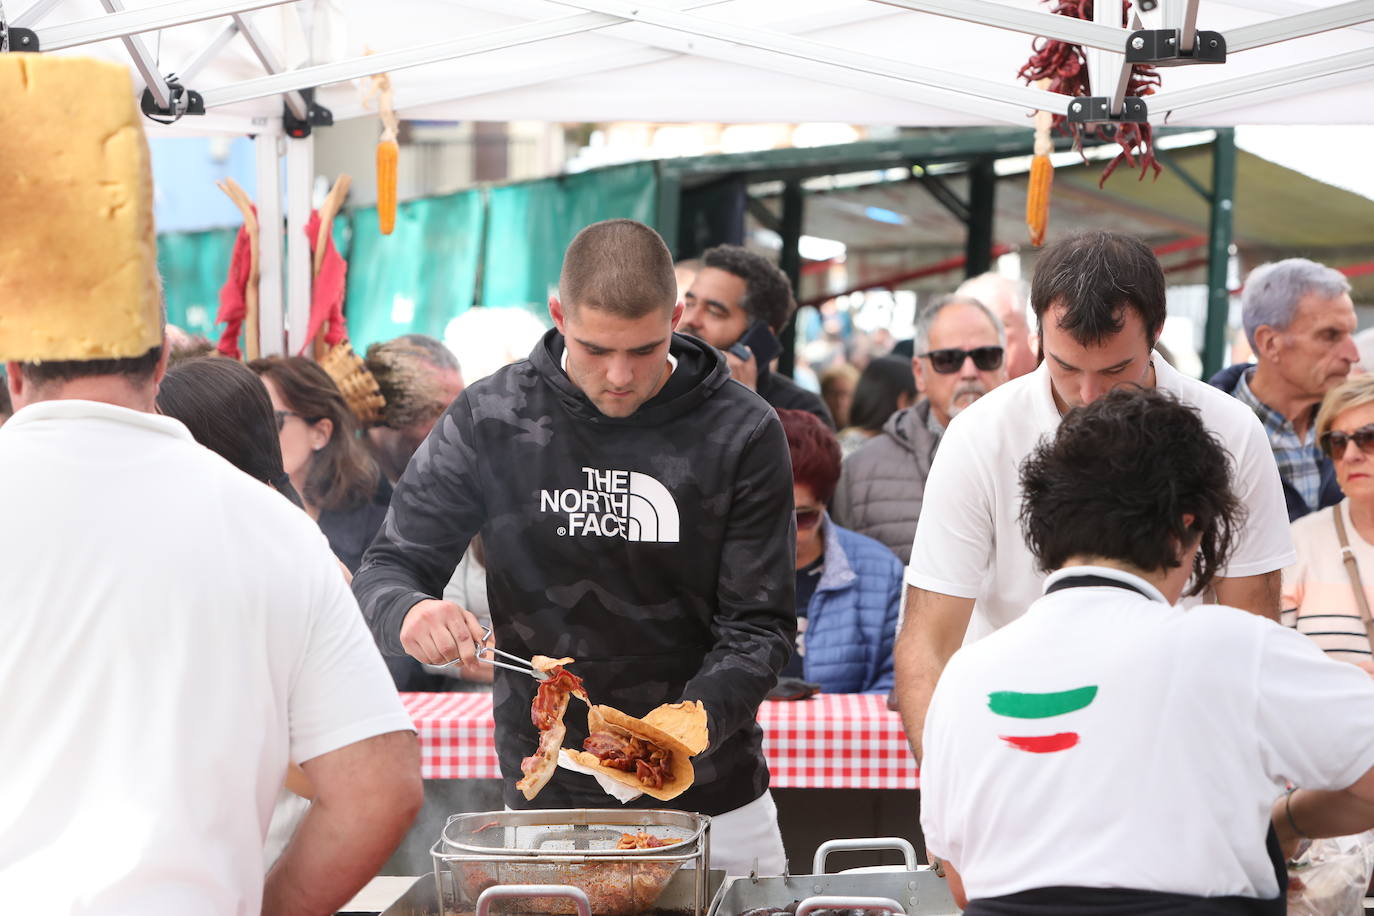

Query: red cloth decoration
[[215, 211, 256, 359], [302, 210, 348, 355]]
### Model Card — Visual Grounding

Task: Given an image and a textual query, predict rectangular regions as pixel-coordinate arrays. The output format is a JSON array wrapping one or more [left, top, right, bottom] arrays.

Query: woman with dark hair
[[837, 356, 916, 457], [249, 356, 390, 573], [919, 387, 1374, 915], [776, 409, 902, 694], [156, 356, 301, 507]]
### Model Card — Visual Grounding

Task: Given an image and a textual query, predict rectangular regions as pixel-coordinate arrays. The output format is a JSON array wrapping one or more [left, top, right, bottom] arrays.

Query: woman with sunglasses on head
[[249, 356, 391, 574], [777, 409, 903, 694], [1283, 374, 1374, 674]]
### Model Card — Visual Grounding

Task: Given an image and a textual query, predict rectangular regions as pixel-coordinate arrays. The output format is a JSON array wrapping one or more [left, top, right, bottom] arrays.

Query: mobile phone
[[727, 320, 782, 366]]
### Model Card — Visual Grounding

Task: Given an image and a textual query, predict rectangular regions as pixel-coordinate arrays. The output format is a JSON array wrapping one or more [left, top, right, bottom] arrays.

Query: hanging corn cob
[[1026, 78, 1055, 248], [363, 58, 400, 235]]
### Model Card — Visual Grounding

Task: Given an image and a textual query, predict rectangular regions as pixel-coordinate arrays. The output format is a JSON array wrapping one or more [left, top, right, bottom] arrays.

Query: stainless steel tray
[[433, 809, 711, 916], [374, 866, 727, 916], [708, 839, 959, 916]]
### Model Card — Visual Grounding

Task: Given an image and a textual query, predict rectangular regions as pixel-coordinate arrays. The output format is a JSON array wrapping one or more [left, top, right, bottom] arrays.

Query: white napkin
[[558, 749, 643, 803]]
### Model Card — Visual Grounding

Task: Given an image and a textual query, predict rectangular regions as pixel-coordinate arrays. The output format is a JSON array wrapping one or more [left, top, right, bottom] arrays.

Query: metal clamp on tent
[[282, 86, 332, 139], [1065, 96, 1148, 126], [0, 0, 39, 52], [141, 76, 205, 124], [1125, 29, 1226, 66]]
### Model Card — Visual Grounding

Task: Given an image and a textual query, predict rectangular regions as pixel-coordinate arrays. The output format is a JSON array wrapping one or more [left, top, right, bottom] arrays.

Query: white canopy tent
[[7, 0, 1374, 353]]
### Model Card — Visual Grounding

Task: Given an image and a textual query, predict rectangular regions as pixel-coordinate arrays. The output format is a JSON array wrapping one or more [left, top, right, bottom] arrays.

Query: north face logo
[[539, 467, 680, 543]]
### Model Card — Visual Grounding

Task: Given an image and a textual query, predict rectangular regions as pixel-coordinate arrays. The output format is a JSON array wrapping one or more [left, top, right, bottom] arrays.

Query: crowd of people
[[8, 199, 1374, 912]]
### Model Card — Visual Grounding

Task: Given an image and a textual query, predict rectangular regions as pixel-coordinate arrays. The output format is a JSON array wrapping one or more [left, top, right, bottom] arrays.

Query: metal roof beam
[[1151, 45, 1374, 116], [232, 12, 309, 123], [39, 0, 296, 52], [1228, 0, 1374, 52], [176, 21, 240, 85], [868, 0, 1126, 51], [11, 0, 64, 29]]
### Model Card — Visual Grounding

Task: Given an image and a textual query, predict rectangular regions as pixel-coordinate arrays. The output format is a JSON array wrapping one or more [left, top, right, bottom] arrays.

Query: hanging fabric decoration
[[214, 179, 259, 360]]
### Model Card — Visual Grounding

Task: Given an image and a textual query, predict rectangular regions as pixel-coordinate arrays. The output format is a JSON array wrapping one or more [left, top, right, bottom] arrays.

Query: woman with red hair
[[777, 409, 904, 693]]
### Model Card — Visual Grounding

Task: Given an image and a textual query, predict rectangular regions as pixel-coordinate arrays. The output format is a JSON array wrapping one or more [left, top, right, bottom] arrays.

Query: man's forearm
[[893, 586, 974, 762], [263, 732, 423, 916], [1279, 787, 1374, 851], [1214, 570, 1281, 622]]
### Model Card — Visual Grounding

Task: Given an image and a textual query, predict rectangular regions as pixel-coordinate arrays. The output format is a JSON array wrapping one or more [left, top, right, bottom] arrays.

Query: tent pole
[[40, 0, 295, 51], [255, 131, 285, 357], [964, 158, 996, 278], [1202, 128, 1237, 380], [778, 180, 804, 378], [285, 135, 314, 357]]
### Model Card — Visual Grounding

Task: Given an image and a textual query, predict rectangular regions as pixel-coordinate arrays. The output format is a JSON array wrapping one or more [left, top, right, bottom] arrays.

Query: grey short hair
[[1241, 258, 1351, 348], [913, 294, 1006, 354]]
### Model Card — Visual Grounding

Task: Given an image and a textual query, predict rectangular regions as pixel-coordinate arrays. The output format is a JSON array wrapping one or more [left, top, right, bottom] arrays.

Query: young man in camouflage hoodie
[[353, 219, 796, 874]]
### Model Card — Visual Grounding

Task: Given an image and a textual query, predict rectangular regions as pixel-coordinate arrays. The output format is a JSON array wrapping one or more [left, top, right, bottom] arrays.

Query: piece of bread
[[0, 54, 161, 361]]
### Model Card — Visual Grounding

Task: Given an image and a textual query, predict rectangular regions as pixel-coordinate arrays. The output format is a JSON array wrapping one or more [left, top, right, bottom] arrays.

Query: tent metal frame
[[8, 0, 1374, 357]]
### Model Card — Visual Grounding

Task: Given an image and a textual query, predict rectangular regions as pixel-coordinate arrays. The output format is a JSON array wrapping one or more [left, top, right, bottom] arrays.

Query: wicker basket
[[319, 339, 386, 427]]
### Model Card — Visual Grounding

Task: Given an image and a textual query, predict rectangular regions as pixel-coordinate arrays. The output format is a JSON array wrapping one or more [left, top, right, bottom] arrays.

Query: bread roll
[[0, 54, 161, 361]]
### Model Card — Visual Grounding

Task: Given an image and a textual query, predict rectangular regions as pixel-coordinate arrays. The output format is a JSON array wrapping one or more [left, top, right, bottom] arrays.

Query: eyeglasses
[[1320, 423, 1374, 460], [919, 346, 1005, 374], [274, 410, 306, 432], [796, 507, 823, 531]]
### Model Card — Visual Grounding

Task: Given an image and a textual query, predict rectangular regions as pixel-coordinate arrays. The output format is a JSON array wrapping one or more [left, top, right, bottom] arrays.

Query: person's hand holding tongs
[[400, 598, 490, 669]]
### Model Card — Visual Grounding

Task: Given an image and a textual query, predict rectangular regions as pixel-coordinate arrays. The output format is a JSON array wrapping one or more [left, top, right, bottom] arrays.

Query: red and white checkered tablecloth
[[401, 692, 919, 790]]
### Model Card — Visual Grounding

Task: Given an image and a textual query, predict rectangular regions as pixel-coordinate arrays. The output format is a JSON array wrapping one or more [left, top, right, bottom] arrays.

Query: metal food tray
[[375, 866, 727, 916], [432, 809, 711, 916], [708, 839, 959, 916]]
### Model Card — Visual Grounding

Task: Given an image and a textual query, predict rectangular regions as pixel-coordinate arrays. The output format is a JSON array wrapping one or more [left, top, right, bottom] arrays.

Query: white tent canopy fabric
[[18, 0, 1374, 133]]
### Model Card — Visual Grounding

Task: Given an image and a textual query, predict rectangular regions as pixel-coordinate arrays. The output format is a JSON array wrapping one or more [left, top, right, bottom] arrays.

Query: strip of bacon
[[515, 660, 588, 800], [616, 831, 669, 850]]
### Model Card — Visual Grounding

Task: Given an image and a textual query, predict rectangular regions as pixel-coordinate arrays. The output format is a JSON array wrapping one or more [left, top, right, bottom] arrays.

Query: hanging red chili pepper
[[1018, 0, 1162, 187]]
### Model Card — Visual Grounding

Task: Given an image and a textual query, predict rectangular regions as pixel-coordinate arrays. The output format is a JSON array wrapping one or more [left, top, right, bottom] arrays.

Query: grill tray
[[433, 809, 711, 916]]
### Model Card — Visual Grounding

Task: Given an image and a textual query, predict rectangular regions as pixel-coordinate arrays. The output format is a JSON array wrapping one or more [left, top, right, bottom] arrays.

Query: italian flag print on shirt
[[988, 685, 1097, 753]]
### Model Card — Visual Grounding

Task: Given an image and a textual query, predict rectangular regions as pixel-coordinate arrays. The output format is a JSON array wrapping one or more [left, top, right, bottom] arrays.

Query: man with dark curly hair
[[920, 388, 1374, 914], [681, 244, 834, 426]]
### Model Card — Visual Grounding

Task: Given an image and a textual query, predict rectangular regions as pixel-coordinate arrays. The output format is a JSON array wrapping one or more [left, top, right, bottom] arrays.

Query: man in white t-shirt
[[896, 231, 1294, 759], [0, 345, 422, 916], [921, 388, 1374, 913]]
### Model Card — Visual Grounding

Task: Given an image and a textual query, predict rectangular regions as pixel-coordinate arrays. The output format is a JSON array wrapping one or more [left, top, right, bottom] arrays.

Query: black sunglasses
[[920, 346, 1004, 374], [1321, 423, 1374, 460]]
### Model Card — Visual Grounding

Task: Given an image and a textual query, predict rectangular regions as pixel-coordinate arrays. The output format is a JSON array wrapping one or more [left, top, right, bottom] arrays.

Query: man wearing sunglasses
[[895, 230, 1295, 761], [1210, 259, 1357, 522], [832, 295, 1008, 564]]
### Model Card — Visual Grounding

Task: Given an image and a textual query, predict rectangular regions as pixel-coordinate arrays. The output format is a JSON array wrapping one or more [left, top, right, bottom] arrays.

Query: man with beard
[[831, 296, 1008, 564]]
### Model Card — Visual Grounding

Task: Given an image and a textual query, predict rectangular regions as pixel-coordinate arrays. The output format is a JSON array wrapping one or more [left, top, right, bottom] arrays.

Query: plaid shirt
[[1234, 367, 1322, 511]]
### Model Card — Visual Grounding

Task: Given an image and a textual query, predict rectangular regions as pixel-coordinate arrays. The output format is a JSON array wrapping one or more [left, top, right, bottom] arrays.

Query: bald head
[[956, 272, 1038, 379], [559, 220, 677, 319]]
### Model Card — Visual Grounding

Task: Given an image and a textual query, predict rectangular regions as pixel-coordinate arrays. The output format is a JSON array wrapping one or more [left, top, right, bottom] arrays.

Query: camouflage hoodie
[[354, 329, 796, 815]]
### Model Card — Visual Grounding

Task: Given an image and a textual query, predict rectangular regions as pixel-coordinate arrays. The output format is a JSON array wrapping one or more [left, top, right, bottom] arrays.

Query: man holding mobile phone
[[682, 245, 835, 427]]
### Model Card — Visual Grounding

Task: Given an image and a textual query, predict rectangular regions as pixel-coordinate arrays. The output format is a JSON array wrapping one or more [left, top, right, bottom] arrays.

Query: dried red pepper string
[[1019, 0, 1163, 187]]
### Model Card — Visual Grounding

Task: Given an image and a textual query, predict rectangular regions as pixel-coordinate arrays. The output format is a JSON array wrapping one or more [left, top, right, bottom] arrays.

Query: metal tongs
[[437, 625, 549, 680]]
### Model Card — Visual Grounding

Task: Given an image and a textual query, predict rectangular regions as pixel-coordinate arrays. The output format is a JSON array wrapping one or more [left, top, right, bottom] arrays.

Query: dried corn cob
[[376, 140, 397, 235], [1026, 154, 1053, 248]]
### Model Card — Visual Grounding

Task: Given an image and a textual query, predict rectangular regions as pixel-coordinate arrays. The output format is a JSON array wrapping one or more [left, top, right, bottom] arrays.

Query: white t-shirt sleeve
[[905, 419, 992, 598], [289, 544, 415, 764], [1222, 411, 1297, 578], [1256, 624, 1374, 791]]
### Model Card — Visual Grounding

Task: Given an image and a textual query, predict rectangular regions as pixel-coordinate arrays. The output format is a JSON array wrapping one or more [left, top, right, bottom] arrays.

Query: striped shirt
[[1234, 367, 1323, 512], [1281, 501, 1374, 659]]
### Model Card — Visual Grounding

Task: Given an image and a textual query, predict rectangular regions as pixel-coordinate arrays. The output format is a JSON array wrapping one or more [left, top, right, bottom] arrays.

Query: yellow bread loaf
[[0, 54, 161, 361]]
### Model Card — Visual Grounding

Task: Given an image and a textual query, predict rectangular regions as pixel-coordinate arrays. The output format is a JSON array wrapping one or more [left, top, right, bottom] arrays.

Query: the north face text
[[540, 467, 680, 543]]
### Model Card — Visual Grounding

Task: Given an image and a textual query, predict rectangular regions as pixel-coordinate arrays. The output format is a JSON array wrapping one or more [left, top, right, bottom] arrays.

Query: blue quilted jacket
[[802, 517, 904, 694]]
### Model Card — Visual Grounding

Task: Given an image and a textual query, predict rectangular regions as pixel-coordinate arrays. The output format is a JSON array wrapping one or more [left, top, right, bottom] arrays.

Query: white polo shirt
[[921, 566, 1374, 901], [907, 354, 1295, 642], [0, 401, 415, 915]]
